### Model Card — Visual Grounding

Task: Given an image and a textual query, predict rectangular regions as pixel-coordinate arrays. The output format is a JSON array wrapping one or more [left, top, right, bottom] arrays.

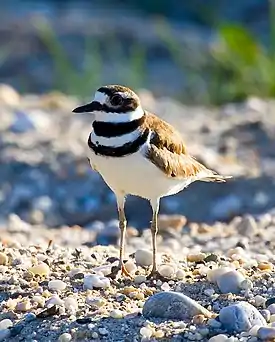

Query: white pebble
[[216, 270, 245, 294], [98, 328, 108, 336], [207, 267, 233, 283], [208, 334, 229, 342], [48, 280, 66, 291], [109, 309, 124, 319], [175, 269, 185, 280], [0, 319, 13, 330], [135, 249, 153, 267], [140, 327, 153, 339], [46, 295, 64, 307], [204, 288, 215, 297], [254, 295, 266, 307], [124, 260, 137, 274], [58, 333, 72, 342], [64, 297, 78, 312], [249, 325, 261, 336], [84, 274, 110, 289], [161, 282, 170, 291], [29, 262, 50, 276], [158, 264, 175, 278]]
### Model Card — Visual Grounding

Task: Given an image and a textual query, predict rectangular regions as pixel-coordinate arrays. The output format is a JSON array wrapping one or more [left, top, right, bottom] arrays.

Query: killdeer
[[73, 85, 231, 279]]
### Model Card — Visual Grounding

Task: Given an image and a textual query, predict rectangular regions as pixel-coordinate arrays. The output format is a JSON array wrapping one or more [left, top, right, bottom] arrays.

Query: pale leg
[[108, 194, 132, 278], [147, 198, 160, 278]]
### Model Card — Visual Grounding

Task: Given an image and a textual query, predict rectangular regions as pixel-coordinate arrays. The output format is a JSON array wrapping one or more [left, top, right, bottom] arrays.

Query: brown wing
[[143, 113, 229, 181]]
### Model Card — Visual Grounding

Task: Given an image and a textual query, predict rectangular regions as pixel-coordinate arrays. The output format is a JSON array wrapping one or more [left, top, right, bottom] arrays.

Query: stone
[[58, 333, 72, 342], [83, 274, 110, 289], [48, 280, 67, 291], [236, 215, 258, 237], [219, 301, 267, 332], [0, 319, 13, 330], [216, 270, 245, 294], [142, 291, 211, 320], [135, 249, 153, 267], [257, 327, 275, 340]]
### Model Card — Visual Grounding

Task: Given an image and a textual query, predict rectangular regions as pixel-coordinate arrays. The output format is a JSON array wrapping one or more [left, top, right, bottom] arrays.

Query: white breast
[[87, 144, 192, 202]]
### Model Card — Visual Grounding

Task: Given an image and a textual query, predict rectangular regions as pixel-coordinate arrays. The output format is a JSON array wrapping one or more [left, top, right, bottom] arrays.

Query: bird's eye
[[110, 94, 123, 106]]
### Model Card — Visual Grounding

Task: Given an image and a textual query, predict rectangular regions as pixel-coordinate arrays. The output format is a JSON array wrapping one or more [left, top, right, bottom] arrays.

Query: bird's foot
[[146, 269, 161, 280], [106, 263, 133, 280]]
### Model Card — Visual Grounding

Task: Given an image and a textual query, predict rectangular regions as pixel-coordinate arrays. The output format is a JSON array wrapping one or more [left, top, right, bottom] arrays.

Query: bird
[[72, 85, 231, 279]]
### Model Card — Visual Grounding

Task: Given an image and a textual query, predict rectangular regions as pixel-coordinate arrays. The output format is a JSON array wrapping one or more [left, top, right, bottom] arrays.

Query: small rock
[[219, 301, 267, 332], [208, 335, 229, 342], [98, 328, 108, 336], [254, 295, 266, 307], [29, 262, 50, 276], [64, 297, 78, 313], [142, 291, 211, 320], [207, 267, 233, 283], [0, 253, 8, 266], [109, 309, 124, 319], [175, 269, 185, 280], [236, 215, 258, 237], [216, 270, 245, 294], [58, 333, 72, 342], [124, 259, 137, 274], [158, 264, 176, 278], [187, 253, 206, 263], [48, 280, 66, 291], [257, 327, 275, 340], [0, 329, 11, 341], [84, 274, 110, 289], [204, 254, 219, 263], [24, 313, 36, 322], [16, 300, 32, 312], [135, 249, 153, 267], [0, 319, 13, 330], [134, 275, 147, 284], [260, 310, 270, 322], [140, 327, 153, 339], [158, 214, 186, 232], [267, 304, 275, 314]]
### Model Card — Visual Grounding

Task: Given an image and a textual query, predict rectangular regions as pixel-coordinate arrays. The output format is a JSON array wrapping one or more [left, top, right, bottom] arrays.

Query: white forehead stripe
[[93, 91, 108, 104], [93, 106, 144, 123]]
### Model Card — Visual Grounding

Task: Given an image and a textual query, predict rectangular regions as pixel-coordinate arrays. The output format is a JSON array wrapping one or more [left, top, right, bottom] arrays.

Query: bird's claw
[[106, 263, 133, 280]]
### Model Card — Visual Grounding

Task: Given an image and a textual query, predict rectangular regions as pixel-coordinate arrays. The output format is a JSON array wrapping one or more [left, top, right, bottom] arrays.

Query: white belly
[[88, 149, 192, 201]]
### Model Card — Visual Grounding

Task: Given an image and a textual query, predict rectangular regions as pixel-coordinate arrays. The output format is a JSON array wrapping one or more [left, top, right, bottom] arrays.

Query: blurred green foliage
[[32, 1, 275, 105]]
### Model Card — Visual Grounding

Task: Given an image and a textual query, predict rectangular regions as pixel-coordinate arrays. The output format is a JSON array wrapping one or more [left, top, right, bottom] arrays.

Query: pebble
[[260, 309, 270, 322], [16, 300, 32, 312], [83, 274, 110, 289], [267, 304, 275, 314], [158, 264, 176, 278], [207, 267, 233, 283], [140, 327, 153, 339], [58, 333, 72, 342], [0, 253, 8, 265], [216, 270, 245, 294], [175, 269, 185, 280], [187, 253, 206, 263], [135, 249, 153, 267], [98, 328, 108, 336], [124, 259, 137, 274], [219, 301, 267, 332], [257, 327, 275, 340], [254, 295, 266, 307], [0, 329, 11, 342], [48, 280, 67, 291], [29, 263, 50, 276], [236, 215, 258, 236], [142, 291, 211, 320], [208, 335, 229, 342], [134, 275, 147, 284], [109, 309, 124, 319], [0, 319, 13, 330], [64, 297, 78, 312]]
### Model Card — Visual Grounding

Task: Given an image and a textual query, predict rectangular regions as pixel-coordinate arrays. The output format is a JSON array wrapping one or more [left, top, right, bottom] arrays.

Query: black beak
[[72, 101, 102, 113]]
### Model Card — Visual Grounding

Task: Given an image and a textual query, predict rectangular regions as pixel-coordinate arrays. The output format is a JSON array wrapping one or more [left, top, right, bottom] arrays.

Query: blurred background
[[1, 0, 275, 243]]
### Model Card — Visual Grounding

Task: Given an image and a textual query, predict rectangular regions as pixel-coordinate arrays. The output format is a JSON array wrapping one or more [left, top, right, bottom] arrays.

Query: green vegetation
[[28, 1, 275, 105]]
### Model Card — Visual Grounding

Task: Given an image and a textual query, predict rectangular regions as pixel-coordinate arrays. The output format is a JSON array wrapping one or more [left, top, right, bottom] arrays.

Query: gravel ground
[[1, 85, 275, 341]]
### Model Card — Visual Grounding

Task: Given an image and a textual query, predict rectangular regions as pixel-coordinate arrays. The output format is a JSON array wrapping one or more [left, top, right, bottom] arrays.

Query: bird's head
[[72, 85, 144, 122]]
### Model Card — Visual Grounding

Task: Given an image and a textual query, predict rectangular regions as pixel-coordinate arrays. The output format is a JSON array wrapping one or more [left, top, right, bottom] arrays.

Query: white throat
[[93, 105, 144, 123]]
